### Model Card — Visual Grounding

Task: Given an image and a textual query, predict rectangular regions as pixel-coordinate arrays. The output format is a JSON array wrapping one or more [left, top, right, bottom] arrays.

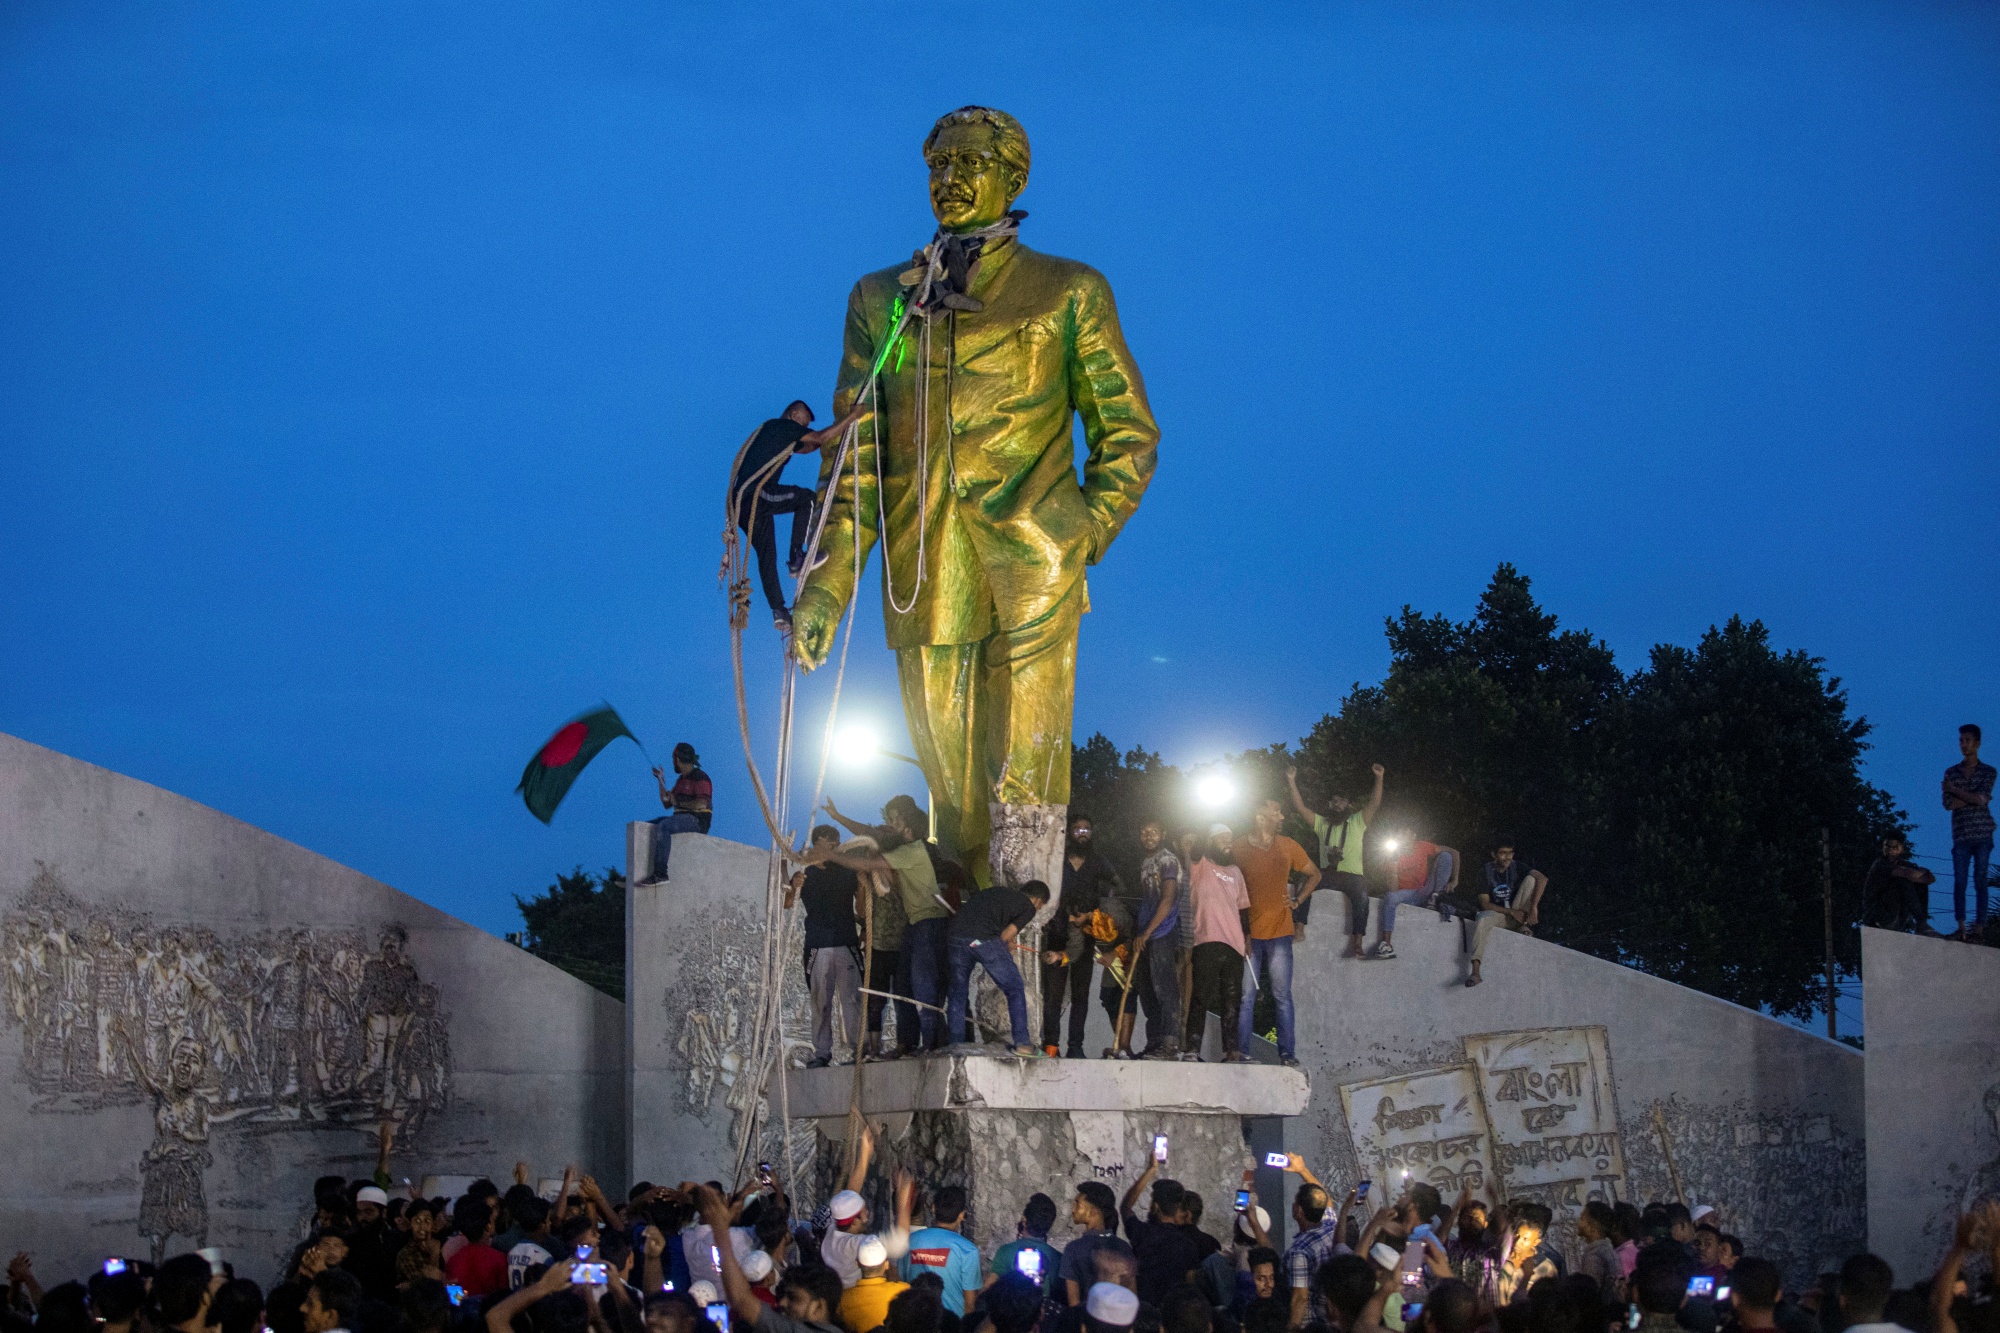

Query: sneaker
[[1144, 1045, 1181, 1061], [1224, 1051, 1249, 1063], [1043, 1044, 1061, 1058], [773, 610, 793, 632], [788, 550, 830, 578], [1373, 942, 1397, 959], [1111, 1049, 1134, 1061], [804, 1055, 830, 1069], [1179, 1051, 1205, 1062], [1282, 1056, 1302, 1069], [1065, 1046, 1088, 1060], [634, 876, 668, 888]]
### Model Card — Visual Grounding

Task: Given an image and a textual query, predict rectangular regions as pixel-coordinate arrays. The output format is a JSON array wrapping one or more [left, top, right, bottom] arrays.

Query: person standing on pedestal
[[789, 106, 1159, 903]]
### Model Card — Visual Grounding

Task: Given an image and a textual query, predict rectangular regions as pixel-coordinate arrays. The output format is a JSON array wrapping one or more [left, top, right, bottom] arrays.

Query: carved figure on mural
[[1965, 1082, 2000, 1212], [662, 907, 812, 1156], [2, 864, 456, 1255], [115, 1023, 221, 1263]]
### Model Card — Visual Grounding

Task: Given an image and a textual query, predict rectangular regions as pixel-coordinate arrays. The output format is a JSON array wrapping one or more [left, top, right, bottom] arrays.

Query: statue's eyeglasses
[[925, 149, 997, 174]]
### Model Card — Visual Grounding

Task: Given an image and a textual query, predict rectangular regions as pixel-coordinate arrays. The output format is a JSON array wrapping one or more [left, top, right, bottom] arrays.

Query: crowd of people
[[768, 763, 1563, 1068], [7, 1142, 1993, 1333], [651, 716, 1996, 1072]]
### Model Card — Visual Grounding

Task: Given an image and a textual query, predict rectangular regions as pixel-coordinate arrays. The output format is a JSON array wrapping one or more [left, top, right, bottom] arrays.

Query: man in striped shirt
[[641, 741, 712, 885]]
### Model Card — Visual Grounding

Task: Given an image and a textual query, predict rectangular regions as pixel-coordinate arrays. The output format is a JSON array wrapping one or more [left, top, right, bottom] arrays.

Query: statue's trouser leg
[[895, 584, 1082, 1038]]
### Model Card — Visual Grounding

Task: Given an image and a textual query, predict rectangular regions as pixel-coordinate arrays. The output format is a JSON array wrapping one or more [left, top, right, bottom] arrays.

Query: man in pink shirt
[[1181, 824, 1252, 1063]]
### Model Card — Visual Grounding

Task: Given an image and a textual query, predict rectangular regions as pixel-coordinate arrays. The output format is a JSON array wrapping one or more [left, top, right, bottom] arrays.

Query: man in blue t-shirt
[[730, 399, 863, 630], [900, 1185, 983, 1315]]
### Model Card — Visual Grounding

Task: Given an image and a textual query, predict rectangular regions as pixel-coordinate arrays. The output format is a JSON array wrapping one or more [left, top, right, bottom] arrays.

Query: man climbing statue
[[791, 105, 1158, 900]]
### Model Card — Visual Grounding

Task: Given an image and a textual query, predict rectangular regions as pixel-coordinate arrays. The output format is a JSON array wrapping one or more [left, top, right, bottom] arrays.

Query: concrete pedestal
[[787, 1055, 1309, 1255]]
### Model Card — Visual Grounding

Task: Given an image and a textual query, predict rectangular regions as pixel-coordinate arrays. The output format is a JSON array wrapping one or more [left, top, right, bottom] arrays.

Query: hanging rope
[[718, 240, 983, 1199]]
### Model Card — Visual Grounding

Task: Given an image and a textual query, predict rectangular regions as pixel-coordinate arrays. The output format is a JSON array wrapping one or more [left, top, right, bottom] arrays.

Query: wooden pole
[[1113, 936, 1148, 1056], [1821, 827, 1836, 1040], [1651, 1104, 1687, 1208]]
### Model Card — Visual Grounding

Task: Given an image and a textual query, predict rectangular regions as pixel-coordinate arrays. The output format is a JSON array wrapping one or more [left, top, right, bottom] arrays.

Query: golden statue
[[793, 106, 1158, 894]]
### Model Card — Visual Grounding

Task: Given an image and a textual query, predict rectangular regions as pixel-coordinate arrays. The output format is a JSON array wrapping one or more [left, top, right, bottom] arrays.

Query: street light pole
[[1821, 826, 1835, 1040]]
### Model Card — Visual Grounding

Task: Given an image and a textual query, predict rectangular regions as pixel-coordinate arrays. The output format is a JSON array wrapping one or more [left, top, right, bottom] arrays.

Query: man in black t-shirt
[[945, 879, 1049, 1055], [1461, 839, 1550, 988], [732, 399, 865, 630], [1042, 813, 1125, 1058], [1860, 833, 1935, 932], [1118, 1163, 1204, 1305], [785, 824, 864, 1067]]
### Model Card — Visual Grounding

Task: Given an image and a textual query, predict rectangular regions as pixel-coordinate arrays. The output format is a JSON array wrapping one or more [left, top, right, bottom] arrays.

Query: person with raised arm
[[1287, 764, 1384, 953], [696, 1184, 848, 1333]]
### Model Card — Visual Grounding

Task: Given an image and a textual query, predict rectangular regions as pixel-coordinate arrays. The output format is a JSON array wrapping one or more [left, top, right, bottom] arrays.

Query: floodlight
[[1195, 775, 1236, 809], [834, 725, 881, 766]]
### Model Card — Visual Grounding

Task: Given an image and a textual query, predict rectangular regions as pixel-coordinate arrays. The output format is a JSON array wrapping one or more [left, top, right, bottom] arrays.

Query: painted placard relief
[[1337, 1064, 1492, 1198], [1464, 1026, 1626, 1210]]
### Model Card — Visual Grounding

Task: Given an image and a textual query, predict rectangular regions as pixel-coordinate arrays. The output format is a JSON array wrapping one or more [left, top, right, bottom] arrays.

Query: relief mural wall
[[657, 900, 815, 1187], [3, 864, 453, 1260]]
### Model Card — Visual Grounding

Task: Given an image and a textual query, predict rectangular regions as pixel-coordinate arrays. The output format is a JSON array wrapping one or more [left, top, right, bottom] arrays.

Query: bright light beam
[[1195, 775, 1236, 809], [833, 725, 881, 766]]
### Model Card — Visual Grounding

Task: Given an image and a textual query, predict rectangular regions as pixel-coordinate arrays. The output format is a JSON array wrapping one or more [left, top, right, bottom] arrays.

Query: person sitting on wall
[[1460, 839, 1549, 988], [641, 743, 713, 887], [1861, 833, 1937, 935]]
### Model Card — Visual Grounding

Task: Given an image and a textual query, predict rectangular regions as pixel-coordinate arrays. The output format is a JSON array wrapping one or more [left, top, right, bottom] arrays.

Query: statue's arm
[[1067, 270, 1159, 565], [793, 281, 887, 666]]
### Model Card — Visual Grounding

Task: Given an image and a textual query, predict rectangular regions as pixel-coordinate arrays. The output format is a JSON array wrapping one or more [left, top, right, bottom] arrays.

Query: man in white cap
[[341, 1185, 401, 1299], [818, 1128, 914, 1288], [1084, 1282, 1141, 1333], [837, 1239, 908, 1333], [742, 1251, 779, 1307], [696, 1185, 847, 1333]]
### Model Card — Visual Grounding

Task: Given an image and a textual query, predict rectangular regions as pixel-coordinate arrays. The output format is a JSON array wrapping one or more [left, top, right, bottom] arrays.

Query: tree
[[1605, 617, 1903, 1016], [1069, 733, 1181, 889], [515, 866, 626, 999], [1292, 564, 1628, 927]]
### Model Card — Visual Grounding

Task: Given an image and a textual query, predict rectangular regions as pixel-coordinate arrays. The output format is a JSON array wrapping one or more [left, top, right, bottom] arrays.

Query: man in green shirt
[[821, 794, 949, 1051], [1286, 763, 1383, 955], [989, 1192, 1062, 1301]]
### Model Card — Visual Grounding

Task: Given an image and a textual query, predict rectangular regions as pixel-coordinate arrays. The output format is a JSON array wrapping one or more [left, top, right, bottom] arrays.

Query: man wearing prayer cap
[[838, 1239, 910, 1333], [1085, 1282, 1141, 1332], [815, 1130, 915, 1288]]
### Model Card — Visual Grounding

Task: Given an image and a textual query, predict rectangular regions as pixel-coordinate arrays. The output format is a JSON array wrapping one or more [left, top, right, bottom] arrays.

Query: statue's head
[[923, 107, 1029, 234]]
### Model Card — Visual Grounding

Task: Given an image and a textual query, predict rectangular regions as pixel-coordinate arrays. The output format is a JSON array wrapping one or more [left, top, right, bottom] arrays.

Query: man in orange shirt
[[1233, 797, 1320, 1067]]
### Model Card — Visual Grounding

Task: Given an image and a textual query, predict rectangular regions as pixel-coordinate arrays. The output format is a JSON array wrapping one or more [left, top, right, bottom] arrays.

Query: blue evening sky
[[5, 0, 1996, 993]]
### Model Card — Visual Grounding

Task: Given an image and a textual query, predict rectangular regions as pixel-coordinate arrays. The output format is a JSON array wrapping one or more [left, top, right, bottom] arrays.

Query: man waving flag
[[517, 706, 637, 824]]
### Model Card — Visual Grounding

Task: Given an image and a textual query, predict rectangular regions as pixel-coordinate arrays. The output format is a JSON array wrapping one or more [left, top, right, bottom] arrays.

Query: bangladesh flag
[[517, 706, 637, 824]]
